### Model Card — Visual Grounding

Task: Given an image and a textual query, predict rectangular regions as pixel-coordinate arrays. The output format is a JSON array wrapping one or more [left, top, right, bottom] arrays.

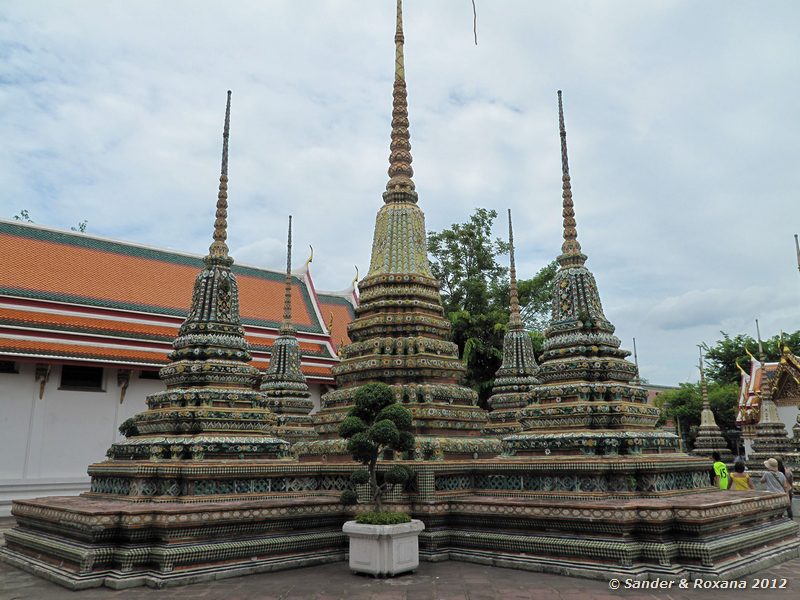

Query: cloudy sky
[[1, 1, 798, 385]]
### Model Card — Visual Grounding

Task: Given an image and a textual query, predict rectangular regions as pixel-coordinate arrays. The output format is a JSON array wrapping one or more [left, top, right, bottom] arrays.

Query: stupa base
[[503, 430, 679, 457], [416, 492, 799, 581], [0, 494, 348, 590], [3, 458, 798, 589]]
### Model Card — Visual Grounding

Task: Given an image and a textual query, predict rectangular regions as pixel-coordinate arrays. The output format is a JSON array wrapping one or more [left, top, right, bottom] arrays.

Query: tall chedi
[[260, 216, 317, 444], [505, 91, 673, 457], [296, 0, 500, 462], [94, 92, 290, 494], [692, 345, 732, 460], [749, 322, 793, 463], [484, 210, 539, 435]]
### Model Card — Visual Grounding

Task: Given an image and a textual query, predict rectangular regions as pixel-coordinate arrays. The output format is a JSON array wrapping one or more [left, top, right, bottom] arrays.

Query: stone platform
[[2, 456, 798, 589]]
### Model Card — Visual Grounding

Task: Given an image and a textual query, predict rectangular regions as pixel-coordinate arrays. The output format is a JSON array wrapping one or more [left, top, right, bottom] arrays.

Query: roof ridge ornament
[[384, 0, 417, 203], [208, 90, 232, 261], [557, 90, 586, 268]]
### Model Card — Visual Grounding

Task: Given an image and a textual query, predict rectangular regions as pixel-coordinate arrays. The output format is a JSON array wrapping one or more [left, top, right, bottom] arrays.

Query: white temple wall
[[0, 363, 331, 515], [0, 363, 159, 517], [776, 404, 799, 439], [308, 382, 322, 414]]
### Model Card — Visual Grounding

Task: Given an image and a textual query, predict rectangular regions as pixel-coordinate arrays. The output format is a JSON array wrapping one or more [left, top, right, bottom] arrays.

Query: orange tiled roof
[[0, 222, 320, 331], [0, 221, 352, 381], [318, 293, 356, 348], [0, 306, 331, 356], [0, 335, 335, 381], [0, 337, 166, 365], [0, 306, 177, 340]]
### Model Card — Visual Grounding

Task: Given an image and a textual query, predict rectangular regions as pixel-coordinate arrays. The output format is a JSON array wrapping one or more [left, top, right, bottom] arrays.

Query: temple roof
[[737, 347, 800, 425], [0, 219, 353, 382]]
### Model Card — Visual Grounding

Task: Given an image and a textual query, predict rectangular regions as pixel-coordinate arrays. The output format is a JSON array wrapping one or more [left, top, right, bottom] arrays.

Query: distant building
[[0, 220, 355, 515], [736, 346, 800, 457], [641, 383, 678, 405]]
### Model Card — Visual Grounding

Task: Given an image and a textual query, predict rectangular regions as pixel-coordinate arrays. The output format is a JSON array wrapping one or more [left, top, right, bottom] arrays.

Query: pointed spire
[[795, 233, 799, 273], [632, 337, 641, 384], [209, 91, 232, 260], [384, 0, 416, 202], [280, 215, 295, 335], [698, 345, 710, 409], [557, 90, 585, 267], [507, 209, 523, 330], [755, 318, 773, 404]]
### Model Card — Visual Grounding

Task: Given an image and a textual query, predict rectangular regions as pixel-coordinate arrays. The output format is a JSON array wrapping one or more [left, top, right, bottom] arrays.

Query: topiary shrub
[[355, 511, 412, 525], [340, 490, 358, 506], [338, 382, 414, 513]]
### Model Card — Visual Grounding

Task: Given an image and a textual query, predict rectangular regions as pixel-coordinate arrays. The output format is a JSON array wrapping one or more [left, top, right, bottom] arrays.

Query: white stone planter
[[343, 519, 425, 576]]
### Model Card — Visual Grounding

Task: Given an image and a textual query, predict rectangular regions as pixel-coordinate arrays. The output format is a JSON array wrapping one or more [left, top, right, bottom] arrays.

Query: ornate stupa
[[484, 210, 539, 435], [259, 216, 318, 445], [505, 91, 671, 457], [692, 346, 732, 460], [295, 0, 499, 461], [99, 91, 290, 474], [749, 336, 794, 462]]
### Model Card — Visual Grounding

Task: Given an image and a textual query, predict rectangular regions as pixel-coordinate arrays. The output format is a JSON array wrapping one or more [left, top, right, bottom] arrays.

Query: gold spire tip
[[385, 0, 416, 199], [507, 208, 522, 328], [281, 215, 295, 332], [556, 90, 583, 265], [210, 90, 232, 259]]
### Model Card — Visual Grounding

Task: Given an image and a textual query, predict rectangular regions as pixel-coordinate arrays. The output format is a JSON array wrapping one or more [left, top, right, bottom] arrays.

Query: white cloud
[[1, 0, 798, 385]]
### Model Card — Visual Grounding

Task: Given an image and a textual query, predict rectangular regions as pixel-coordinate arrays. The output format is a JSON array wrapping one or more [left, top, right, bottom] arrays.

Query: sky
[[1, 1, 798, 386]]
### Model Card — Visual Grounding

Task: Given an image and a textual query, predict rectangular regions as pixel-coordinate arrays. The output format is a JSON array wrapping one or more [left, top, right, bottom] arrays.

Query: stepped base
[[416, 492, 799, 581], [0, 494, 347, 590], [503, 430, 679, 457], [2, 458, 798, 589]]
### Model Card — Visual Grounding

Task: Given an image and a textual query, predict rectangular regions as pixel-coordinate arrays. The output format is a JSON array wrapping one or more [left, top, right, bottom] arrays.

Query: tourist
[[711, 451, 730, 490], [729, 461, 755, 490], [776, 458, 794, 519], [761, 458, 789, 501]]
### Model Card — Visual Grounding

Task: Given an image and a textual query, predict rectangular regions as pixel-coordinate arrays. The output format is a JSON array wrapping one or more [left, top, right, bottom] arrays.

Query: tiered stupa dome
[[692, 347, 733, 460], [295, 0, 499, 461], [505, 92, 673, 457], [259, 216, 318, 444], [101, 92, 290, 470], [484, 210, 540, 435]]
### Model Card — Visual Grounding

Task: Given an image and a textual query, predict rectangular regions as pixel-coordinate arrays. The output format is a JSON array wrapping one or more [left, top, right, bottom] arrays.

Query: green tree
[[655, 383, 703, 432], [655, 381, 739, 451], [428, 208, 509, 315], [705, 331, 800, 385], [11, 209, 88, 233], [428, 210, 556, 405], [71, 220, 88, 233], [338, 383, 414, 515], [519, 260, 558, 332], [13, 209, 33, 223]]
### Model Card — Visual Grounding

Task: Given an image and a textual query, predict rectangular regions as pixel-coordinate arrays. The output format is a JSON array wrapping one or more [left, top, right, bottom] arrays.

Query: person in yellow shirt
[[729, 461, 755, 490], [712, 451, 730, 490]]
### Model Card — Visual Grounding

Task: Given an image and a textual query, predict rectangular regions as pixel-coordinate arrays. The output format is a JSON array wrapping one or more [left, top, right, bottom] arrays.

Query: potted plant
[[339, 382, 423, 576]]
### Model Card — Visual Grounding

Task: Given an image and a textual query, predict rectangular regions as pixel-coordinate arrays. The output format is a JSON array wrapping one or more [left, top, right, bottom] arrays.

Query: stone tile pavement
[[2, 517, 800, 600]]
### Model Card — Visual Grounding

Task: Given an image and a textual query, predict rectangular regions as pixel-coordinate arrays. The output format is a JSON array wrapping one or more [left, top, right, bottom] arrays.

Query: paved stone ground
[[2, 515, 800, 600]]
